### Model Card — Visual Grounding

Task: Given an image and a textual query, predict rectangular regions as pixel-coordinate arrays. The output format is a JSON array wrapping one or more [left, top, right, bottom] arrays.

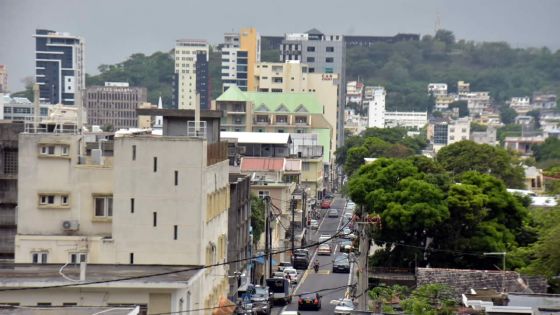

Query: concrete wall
[[416, 268, 548, 295]]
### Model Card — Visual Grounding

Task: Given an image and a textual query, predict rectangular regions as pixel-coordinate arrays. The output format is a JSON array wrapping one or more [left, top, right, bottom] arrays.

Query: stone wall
[[416, 268, 548, 295]]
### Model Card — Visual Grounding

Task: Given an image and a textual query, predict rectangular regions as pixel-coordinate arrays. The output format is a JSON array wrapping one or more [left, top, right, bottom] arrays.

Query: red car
[[320, 199, 331, 209]]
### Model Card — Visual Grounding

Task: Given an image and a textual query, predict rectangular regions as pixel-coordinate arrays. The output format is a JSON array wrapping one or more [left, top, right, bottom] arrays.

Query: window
[[94, 196, 113, 217], [132, 145, 136, 160], [325, 67, 333, 73], [325, 57, 334, 63], [3, 149, 17, 174], [153, 157, 158, 172], [32, 252, 48, 264], [272, 77, 283, 83], [174, 171, 179, 186], [37, 303, 52, 306], [61, 146, 69, 156], [130, 253, 134, 264], [306, 46, 315, 52], [174, 225, 178, 240], [306, 57, 315, 63], [63, 303, 78, 306], [153, 212, 157, 227], [326, 46, 335, 52], [61, 195, 69, 206], [258, 191, 269, 199], [309, 68, 315, 73], [130, 198, 135, 213], [69, 253, 87, 264], [302, 162, 310, 171], [40, 195, 55, 205], [40, 145, 55, 155]]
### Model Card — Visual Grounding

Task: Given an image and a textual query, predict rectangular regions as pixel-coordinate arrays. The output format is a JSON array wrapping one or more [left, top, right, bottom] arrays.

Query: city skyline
[[1, 0, 560, 91]]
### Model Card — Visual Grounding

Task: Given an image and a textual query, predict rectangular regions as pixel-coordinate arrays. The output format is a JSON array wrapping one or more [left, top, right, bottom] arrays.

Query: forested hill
[[82, 30, 560, 109]]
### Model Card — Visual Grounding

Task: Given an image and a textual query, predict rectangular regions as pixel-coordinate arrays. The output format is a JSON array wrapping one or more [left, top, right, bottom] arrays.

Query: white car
[[331, 298, 355, 315], [283, 267, 298, 284], [318, 234, 332, 244]]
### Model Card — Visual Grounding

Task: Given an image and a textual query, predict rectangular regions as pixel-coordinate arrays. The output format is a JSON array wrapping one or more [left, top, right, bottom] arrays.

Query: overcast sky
[[1, 0, 559, 91]]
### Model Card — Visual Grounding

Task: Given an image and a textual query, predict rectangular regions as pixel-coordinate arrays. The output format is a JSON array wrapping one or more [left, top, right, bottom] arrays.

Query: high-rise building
[[0, 65, 7, 93], [280, 29, 345, 146], [221, 28, 260, 92], [34, 29, 85, 105], [173, 39, 209, 110], [85, 82, 147, 130]]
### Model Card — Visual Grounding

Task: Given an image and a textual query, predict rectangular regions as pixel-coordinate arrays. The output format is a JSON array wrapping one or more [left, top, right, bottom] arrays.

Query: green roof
[[216, 85, 323, 114]]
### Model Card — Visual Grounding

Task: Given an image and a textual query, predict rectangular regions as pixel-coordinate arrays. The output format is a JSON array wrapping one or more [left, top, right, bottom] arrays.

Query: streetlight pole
[[483, 252, 506, 292]]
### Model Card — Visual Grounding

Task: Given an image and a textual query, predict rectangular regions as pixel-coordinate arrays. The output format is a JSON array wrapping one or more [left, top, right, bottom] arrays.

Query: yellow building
[[221, 28, 261, 92]]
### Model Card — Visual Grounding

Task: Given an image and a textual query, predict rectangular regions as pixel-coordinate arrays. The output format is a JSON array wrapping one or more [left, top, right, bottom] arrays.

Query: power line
[[0, 222, 351, 292]]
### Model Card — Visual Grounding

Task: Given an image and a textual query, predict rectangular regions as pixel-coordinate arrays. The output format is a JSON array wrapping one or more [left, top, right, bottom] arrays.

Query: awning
[[254, 256, 278, 265]]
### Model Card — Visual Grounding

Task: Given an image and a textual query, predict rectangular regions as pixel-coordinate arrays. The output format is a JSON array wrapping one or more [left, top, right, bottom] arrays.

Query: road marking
[[317, 270, 330, 275]]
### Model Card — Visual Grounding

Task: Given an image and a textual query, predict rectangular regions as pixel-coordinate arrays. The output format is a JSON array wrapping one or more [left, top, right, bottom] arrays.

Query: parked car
[[298, 293, 322, 311], [309, 219, 319, 229], [332, 254, 351, 273], [331, 298, 355, 315], [283, 267, 298, 284], [277, 262, 292, 272], [317, 243, 332, 256], [327, 208, 339, 218]]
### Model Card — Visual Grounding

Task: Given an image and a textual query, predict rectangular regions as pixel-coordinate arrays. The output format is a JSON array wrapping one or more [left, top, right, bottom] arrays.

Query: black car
[[292, 249, 310, 269], [332, 254, 350, 273], [298, 293, 322, 311]]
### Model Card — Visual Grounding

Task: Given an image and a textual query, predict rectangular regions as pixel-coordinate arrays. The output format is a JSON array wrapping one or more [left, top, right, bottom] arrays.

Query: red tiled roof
[[240, 157, 285, 172]]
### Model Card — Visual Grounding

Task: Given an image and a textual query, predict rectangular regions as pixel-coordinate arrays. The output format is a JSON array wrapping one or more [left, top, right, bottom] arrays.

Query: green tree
[[344, 146, 369, 176], [251, 196, 265, 245], [434, 29, 456, 47], [436, 140, 525, 188], [448, 100, 469, 117], [470, 122, 488, 132]]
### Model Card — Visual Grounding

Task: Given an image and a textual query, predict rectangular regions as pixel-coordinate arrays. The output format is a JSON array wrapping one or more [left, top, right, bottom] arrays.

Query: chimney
[[79, 261, 87, 281], [33, 83, 40, 132]]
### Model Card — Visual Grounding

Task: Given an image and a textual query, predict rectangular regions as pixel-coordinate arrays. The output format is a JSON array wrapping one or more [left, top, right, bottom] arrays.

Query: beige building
[[11, 113, 230, 313], [253, 61, 339, 157], [174, 39, 209, 110], [0, 64, 7, 92]]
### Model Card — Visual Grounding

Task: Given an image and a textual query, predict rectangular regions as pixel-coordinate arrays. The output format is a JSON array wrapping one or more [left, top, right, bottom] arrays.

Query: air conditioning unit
[[62, 220, 79, 231]]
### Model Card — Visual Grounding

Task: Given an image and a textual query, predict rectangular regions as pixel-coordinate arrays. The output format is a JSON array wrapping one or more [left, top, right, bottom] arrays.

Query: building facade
[[221, 28, 260, 92], [173, 39, 209, 110], [0, 64, 7, 93], [85, 82, 147, 130], [280, 29, 345, 146], [428, 117, 471, 152], [34, 29, 85, 105], [385, 111, 428, 129], [1, 96, 49, 122]]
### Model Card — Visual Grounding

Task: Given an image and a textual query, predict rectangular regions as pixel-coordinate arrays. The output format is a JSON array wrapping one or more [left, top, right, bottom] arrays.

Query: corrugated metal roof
[[240, 157, 285, 172], [221, 131, 291, 144]]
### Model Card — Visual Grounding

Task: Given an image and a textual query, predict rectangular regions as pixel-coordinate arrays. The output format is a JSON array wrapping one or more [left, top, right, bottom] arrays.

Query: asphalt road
[[272, 197, 354, 315]]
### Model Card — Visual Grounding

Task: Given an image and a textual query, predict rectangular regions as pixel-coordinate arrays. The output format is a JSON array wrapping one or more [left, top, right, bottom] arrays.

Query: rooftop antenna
[[435, 10, 442, 33]]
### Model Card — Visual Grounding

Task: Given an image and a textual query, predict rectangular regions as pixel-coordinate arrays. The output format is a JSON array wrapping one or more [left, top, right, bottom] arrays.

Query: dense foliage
[[369, 283, 456, 315], [348, 156, 533, 270], [250, 196, 265, 245]]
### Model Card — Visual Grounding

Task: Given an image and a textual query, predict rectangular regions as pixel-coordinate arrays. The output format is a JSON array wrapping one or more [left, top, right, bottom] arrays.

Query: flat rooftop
[[136, 108, 223, 118], [0, 264, 202, 287]]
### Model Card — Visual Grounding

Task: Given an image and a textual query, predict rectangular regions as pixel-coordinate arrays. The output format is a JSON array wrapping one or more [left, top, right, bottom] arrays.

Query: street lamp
[[483, 252, 506, 292]]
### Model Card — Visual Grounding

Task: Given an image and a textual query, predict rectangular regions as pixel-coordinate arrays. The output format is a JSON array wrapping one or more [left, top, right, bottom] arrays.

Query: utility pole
[[264, 196, 271, 280], [291, 196, 296, 255], [484, 252, 507, 292]]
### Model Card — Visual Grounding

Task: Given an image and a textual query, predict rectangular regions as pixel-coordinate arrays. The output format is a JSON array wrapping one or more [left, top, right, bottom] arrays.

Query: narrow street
[[272, 197, 354, 315]]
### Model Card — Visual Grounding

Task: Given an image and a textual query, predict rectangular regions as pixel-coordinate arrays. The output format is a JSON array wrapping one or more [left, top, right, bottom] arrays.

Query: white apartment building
[[385, 111, 428, 129], [428, 117, 471, 152], [11, 121, 230, 313], [367, 87, 386, 128], [174, 39, 209, 110], [428, 83, 448, 96]]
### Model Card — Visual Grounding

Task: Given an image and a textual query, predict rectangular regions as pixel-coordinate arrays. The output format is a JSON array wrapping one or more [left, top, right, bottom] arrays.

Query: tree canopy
[[436, 140, 525, 188]]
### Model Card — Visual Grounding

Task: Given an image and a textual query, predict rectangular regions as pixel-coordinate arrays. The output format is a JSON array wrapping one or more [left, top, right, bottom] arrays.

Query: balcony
[[254, 116, 270, 125]]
